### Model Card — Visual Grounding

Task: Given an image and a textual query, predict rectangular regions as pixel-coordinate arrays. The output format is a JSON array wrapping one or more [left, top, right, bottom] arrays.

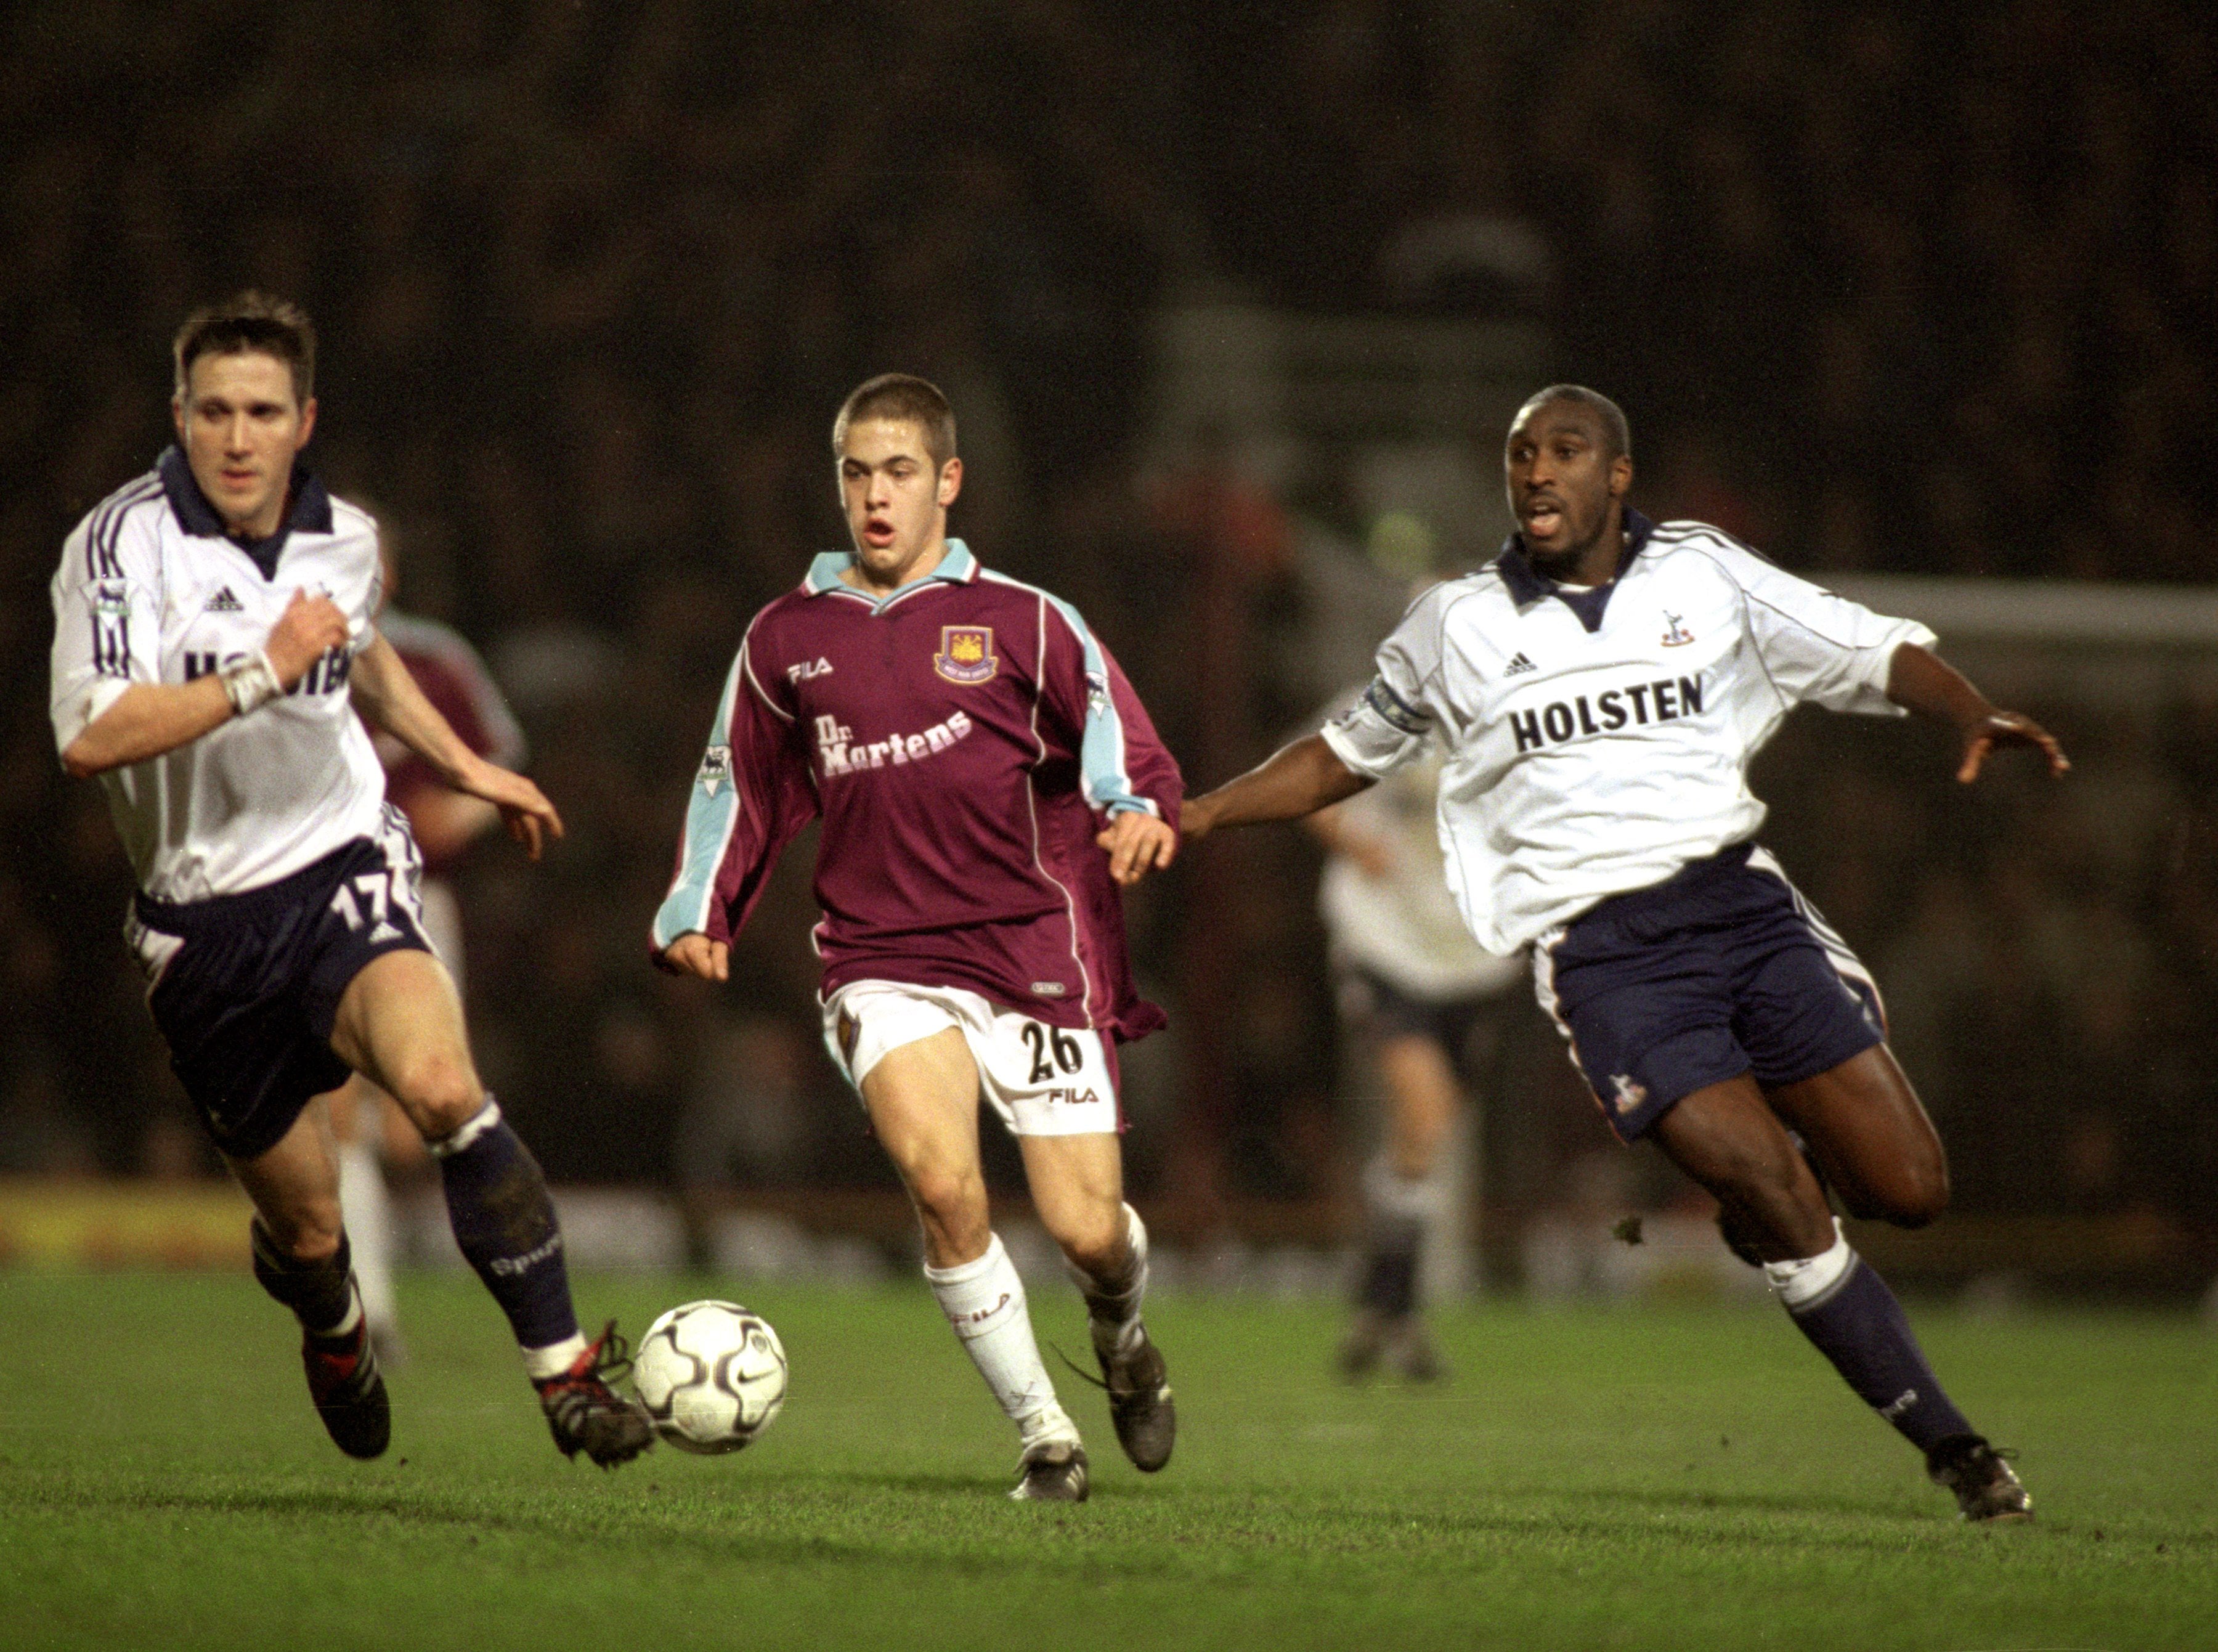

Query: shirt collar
[[1495, 507, 1655, 633], [158, 444, 334, 581], [803, 537, 980, 601]]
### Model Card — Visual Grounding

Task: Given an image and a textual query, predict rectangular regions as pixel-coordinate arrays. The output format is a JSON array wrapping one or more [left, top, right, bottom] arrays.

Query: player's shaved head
[[1515, 385, 1630, 462], [174, 291, 316, 407], [834, 374, 958, 472]]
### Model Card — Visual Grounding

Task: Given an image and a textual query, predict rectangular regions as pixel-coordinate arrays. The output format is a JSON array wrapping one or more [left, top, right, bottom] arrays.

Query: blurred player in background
[[656, 375, 1181, 1502], [327, 535, 527, 1361], [47, 293, 649, 1468], [1168, 385, 2065, 1521], [1307, 689, 1524, 1381]]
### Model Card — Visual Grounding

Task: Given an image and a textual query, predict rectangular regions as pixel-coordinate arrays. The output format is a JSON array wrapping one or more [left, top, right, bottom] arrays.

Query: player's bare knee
[[1876, 1157, 1950, 1228], [1049, 1203, 1125, 1276], [266, 1202, 344, 1264], [906, 1164, 985, 1232], [391, 1058, 484, 1140]]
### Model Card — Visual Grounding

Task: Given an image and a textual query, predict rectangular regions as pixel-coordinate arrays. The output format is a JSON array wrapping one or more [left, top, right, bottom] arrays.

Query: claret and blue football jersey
[[653, 540, 1182, 1041]]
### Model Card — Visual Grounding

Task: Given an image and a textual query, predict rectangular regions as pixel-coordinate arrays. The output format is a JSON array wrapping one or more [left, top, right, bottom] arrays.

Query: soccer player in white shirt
[[1163, 385, 2066, 1521], [1307, 696, 1525, 1382], [49, 293, 651, 1467]]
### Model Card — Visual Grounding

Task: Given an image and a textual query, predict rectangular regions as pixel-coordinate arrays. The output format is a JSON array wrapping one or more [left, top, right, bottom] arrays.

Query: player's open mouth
[[863, 519, 895, 546], [1521, 502, 1564, 537]]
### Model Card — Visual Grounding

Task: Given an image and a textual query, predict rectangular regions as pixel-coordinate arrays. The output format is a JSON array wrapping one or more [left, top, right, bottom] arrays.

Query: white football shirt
[[49, 449, 390, 902], [1313, 685, 1525, 1001], [1321, 513, 1936, 954]]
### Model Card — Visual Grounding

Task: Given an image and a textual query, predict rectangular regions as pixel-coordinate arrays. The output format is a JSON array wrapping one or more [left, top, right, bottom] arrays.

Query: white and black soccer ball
[[632, 1300, 788, 1455]]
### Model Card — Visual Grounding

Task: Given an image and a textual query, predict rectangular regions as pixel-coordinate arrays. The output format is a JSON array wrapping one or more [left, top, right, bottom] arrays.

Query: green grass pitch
[[1, 1271, 2212, 1651]]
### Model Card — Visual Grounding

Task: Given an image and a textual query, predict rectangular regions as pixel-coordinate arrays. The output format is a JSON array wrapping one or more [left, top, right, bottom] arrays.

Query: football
[[632, 1300, 789, 1454]]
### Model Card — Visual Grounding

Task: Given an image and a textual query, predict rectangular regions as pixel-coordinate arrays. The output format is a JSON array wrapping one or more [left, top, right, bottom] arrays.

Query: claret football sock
[[928, 1232, 1076, 1447], [428, 1097, 582, 1361], [1766, 1218, 1975, 1454], [250, 1219, 360, 1338], [1065, 1203, 1151, 1361]]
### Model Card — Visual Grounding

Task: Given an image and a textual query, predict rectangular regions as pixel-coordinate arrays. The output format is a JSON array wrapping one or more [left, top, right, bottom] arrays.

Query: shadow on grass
[[1, 1462, 2074, 1577]]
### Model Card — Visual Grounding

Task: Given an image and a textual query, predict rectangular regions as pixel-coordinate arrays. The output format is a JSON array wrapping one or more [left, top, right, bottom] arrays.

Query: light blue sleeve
[[651, 646, 747, 949], [1042, 591, 1156, 818]]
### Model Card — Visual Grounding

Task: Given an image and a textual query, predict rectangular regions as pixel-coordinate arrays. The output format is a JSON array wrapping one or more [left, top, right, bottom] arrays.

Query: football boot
[[1927, 1434, 2033, 1522], [1101, 1325, 1177, 1472], [1009, 1439, 1090, 1502], [303, 1313, 391, 1460], [535, 1319, 655, 1468]]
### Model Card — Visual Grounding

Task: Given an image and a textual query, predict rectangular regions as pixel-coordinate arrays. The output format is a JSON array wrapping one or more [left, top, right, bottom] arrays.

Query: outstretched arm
[[1885, 643, 2070, 783], [351, 632, 563, 858], [1180, 733, 1374, 844]]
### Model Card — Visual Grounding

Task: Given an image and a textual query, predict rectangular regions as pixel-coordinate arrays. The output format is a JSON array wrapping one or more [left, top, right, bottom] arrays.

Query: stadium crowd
[[2, 1, 2212, 1247]]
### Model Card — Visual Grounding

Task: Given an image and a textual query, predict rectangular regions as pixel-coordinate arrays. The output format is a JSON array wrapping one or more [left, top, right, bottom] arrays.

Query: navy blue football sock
[[1780, 1255, 1975, 1454], [250, 1221, 357, 1338], [431, 1099, 580, 1353]]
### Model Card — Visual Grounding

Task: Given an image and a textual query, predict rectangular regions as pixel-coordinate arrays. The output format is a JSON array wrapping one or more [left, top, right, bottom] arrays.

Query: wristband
[[220, 649, 283, 716]]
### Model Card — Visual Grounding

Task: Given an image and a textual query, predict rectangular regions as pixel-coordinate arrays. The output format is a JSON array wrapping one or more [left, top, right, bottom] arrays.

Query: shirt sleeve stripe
[[652, 646, 747, 947], [1041, 588, 1152, 816]]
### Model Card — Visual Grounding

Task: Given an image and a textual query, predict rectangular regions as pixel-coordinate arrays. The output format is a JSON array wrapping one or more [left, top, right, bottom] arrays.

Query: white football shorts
[[819, 980, 1121, 1138]]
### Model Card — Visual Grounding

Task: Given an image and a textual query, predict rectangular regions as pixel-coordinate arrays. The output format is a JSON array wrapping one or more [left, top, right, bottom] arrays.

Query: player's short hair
[[173, 291, 316, 406], [1517, 383, 1631, 461], [833, 373, 957, 471]]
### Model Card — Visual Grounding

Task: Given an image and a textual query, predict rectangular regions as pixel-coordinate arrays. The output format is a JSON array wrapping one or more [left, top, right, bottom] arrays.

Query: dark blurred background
[[4, 1, 2215, 1290]]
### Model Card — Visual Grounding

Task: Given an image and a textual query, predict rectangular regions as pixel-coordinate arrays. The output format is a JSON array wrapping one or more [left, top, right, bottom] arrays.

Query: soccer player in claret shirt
[[47, 293, 651, 1468], [1165, 385, 2066, 1522], [655, 375, 1180, 1502]]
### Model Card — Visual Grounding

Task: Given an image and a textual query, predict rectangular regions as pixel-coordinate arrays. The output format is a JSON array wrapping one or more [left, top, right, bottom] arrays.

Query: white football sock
[[927, 1233, 1076, 1447], [1763, 1218, 1856, 1312], [335, 1139, 400, 1338], [1065, 1203, 1150, 1361], [522, 1333, 590, 1382]]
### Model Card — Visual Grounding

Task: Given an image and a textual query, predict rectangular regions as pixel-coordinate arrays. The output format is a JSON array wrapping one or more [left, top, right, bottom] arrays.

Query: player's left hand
[[1956, 710, 2070, 784], [455, 757, 566, 859], [1097, 809, 1177, 886]]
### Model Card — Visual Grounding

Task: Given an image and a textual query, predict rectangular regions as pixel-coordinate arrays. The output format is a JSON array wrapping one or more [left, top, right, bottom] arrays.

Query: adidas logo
[[204, 586, 244, 612], [1503, 652, 1538, 676], [368, 921, 401, 944]]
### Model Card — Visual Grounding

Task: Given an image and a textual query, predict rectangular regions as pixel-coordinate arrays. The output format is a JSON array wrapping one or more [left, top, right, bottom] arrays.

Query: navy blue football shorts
[[1335, 965, 1515, 1076], [128, 810, 434, 1162], [1533, 842, 1886, 1144]]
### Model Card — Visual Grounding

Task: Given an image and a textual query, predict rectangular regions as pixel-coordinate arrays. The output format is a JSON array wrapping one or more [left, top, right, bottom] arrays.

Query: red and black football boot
[[535, 1319, 654, 1468], [303, 1312, 391, 1460]]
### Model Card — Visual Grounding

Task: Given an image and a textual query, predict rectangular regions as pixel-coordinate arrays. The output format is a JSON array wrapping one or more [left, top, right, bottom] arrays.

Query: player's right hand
[[1956, 709, 2070, 783], [263, 588, 352, 688], [662, 932, 729, 981]]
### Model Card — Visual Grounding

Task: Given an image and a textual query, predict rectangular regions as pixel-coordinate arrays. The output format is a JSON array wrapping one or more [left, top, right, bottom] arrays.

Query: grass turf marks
[[0, 1271, 2212, 1650]]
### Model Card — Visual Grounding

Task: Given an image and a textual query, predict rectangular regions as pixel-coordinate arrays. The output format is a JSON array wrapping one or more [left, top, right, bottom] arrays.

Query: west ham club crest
[[934, 625, 997, 684]]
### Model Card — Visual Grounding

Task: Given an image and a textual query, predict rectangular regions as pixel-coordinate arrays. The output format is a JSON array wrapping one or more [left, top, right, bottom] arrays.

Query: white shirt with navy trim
[[49, 449, 390, 903], [1320, 513, 1937, 953]]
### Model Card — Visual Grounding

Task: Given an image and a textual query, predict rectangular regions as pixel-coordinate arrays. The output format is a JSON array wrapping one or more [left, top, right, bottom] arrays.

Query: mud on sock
[[429, 1098, 580, 1356], [1064, 1203, 1152, 1361]]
